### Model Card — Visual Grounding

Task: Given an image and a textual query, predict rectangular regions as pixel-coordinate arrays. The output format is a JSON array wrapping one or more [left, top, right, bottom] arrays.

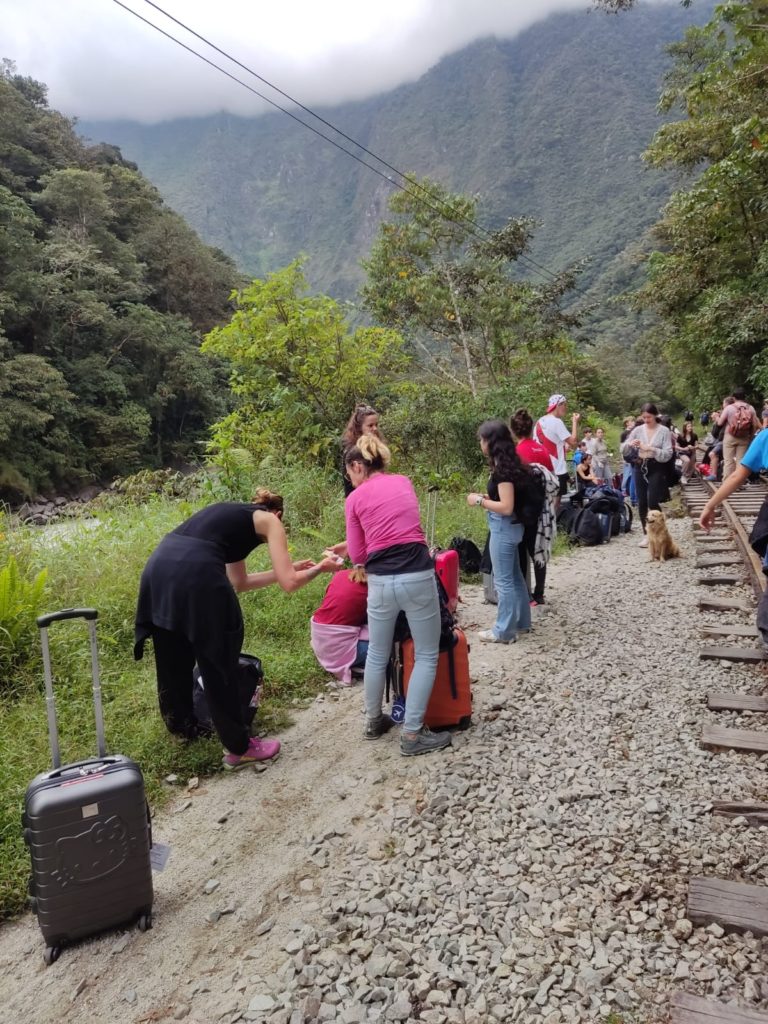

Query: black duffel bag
[[193, 653, 264, 734]]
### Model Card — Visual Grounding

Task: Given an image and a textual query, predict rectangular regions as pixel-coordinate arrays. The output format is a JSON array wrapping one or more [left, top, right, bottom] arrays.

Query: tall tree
[[361, 178, 581, 397], [203, 260, 408, 462], [636, 1, 768, 403]]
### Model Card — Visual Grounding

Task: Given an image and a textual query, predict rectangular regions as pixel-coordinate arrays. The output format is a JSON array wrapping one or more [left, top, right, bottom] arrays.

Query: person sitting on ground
[[621, 403, 674, 548], [339, 434, 451, 756], [591, 427, 612, 485], [535, 393, 580, 502], [134, 490, 340, 770], [700, 431, 768, 651], [677, 418, 698, 483], [341, 404, 382, 497], [310, 567, 369, 686], [575, 451, 600, 497]]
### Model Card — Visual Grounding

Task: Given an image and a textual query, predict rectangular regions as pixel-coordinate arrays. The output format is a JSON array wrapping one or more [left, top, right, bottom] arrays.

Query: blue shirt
[[740, 430, 768, 473]]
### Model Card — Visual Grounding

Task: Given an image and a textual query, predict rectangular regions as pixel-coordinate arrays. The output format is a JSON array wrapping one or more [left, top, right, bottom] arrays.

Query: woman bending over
[[135, 490, 339, 770]]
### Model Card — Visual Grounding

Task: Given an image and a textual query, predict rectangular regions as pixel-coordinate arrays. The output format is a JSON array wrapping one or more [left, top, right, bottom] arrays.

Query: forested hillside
[[79, 3, 711, 305], [0, 63, 240, 500]]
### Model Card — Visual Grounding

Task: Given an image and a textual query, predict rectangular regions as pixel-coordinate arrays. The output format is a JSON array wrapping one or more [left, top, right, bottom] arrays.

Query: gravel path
[[2, 516, 768, 1024]]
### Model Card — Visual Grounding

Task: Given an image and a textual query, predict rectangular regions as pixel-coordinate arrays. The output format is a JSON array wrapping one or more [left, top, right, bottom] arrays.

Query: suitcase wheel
[[138, 912, 153, 932], [43, 945, 61, 966]]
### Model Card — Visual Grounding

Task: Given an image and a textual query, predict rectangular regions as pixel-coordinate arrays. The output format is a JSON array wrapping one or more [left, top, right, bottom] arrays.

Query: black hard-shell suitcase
[[22, 609, 153, 965]]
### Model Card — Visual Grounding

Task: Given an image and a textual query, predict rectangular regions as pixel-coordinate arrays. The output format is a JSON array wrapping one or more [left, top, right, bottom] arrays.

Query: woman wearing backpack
[[718, 388, 760, 480], [467, 420, 534, 643], [621, 403, 673, 548]]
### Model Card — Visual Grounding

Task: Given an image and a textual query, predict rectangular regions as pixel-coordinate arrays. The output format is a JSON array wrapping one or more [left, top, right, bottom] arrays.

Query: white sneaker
[[638, 536, 648, 548], [478, 629, 514, 644]]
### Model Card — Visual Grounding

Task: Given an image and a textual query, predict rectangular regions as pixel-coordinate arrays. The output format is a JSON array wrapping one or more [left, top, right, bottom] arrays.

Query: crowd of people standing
[[133, 386, 767, 768]]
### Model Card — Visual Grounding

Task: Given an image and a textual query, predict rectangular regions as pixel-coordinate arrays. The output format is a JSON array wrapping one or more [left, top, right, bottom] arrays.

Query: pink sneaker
[[222, 736, 281, 770]]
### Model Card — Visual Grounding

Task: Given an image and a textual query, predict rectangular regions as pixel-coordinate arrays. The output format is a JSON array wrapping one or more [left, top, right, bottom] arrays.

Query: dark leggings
[[633, 463, 667, 533], [518, 521, 547, 604], [151, 626, 249, 755]]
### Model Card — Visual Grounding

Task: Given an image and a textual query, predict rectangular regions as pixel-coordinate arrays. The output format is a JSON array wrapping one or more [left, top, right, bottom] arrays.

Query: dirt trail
[[0, 586, 497, 1024]]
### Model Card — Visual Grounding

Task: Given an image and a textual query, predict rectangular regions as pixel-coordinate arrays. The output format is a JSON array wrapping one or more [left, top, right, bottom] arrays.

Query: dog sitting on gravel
[[646, 509, 681, 562]]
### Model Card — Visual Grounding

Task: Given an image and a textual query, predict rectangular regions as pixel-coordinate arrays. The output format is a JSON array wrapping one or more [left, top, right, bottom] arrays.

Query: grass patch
[[0, 470, 492, 919]]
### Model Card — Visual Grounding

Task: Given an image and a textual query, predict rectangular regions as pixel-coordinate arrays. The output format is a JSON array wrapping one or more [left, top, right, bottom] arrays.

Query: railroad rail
[[671, 475, 768, 1024]]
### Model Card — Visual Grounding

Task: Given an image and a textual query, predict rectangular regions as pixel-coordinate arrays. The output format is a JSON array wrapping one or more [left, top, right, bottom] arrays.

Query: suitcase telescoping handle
[[36, 608, 106, 769], [426, 484, 439, 550]]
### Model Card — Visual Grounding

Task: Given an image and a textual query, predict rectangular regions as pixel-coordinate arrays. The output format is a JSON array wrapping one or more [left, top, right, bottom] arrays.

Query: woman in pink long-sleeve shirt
[[343, 435, 451, 758]]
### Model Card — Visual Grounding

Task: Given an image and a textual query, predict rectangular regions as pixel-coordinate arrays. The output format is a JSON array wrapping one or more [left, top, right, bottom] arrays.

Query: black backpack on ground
[[193, 653, 263, 734], [584, 485, 624, 515], [556, 502, 579, 537], [570, 508, 604, 546], [449, 536, 482, 574]]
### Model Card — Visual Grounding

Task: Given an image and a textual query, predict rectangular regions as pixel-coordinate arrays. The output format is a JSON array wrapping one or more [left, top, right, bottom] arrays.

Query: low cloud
[[4, 0, 666, 123]]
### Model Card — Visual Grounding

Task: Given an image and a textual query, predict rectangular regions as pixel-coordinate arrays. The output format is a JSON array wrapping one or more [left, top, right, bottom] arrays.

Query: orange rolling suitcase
[[401, 627, 472, 729]]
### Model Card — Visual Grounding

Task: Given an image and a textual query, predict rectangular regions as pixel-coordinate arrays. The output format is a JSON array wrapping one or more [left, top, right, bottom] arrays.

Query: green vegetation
[[202, 259, 408, 462], [0, 461, 489, 919], [78, 3, 711, 351], [0, 61, 239, 499], [635, 1, 768, 406]]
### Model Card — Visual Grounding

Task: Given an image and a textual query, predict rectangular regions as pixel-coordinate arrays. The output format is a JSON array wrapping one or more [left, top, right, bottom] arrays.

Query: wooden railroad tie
[[696, 554, 744, 567], [708, 692, 768, 712], [697, 575, 743, 586], [698, 596, 752, 613], [700, 646, 766, 663], [701, 724, 768, 754], [687, 877, 768, 938], [702, 624, 760, 638], [711, 800, 768, 825], [670, 991, 768, 1023]]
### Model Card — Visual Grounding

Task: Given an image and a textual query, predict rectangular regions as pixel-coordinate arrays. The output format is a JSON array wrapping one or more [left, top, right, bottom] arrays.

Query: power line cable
[[138, 0, 580, 291], [112, 0, 580, 290], [138, 0, 569, 287]]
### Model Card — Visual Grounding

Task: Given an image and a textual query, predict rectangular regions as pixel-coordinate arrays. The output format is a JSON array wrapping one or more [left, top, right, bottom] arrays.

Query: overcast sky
[[1, 0, 665, 124]]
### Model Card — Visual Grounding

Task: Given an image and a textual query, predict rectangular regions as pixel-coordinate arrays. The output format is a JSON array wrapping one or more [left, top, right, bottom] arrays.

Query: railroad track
[[669, 476, 768, 1023]]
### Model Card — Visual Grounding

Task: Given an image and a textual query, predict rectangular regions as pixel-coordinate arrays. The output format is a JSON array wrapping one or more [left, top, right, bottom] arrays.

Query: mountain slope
[[79, 3, 710, 302]]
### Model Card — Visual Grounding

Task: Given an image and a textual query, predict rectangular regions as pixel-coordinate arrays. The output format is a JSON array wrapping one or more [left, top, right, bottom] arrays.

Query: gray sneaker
[[400, 727, 452, 757], [363, 714, 394, 740]]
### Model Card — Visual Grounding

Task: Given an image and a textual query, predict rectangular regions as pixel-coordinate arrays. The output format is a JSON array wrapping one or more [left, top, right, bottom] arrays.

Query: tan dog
[[646, 509, 681, 562]]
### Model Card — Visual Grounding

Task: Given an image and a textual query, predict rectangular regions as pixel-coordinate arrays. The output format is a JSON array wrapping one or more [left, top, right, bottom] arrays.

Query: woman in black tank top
[[135, 489, 339, 769]]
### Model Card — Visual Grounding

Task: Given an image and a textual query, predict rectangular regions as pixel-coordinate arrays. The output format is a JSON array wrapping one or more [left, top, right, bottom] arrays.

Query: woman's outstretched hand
[[317, 555, 344, 573], [292, 559, 315, 571]]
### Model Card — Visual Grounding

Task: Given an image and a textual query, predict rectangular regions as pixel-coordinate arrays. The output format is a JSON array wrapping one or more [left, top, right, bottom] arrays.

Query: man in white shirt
[[535, 394, 580, 499]]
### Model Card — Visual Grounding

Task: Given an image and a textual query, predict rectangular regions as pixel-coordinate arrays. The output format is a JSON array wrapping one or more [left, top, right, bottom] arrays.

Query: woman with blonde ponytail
[[340, 434, 451, 757], [135, 492, 340, 769]]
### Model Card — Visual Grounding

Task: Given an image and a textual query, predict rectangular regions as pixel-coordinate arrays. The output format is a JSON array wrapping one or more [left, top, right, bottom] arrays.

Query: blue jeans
[[365, 569, 440, 733], [488, 513, 529, 642], [622, 463, 637, 504]]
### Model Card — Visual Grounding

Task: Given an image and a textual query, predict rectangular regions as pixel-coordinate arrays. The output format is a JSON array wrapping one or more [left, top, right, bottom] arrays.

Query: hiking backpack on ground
[[449, 536, 482, 575], [193, 653, 263, 735], [570, 508, 604, 546], [23, 609, 153, 965]]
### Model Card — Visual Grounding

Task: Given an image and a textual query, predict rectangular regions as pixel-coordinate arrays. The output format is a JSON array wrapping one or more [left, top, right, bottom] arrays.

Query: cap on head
[[547, 393, 567, 413]]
